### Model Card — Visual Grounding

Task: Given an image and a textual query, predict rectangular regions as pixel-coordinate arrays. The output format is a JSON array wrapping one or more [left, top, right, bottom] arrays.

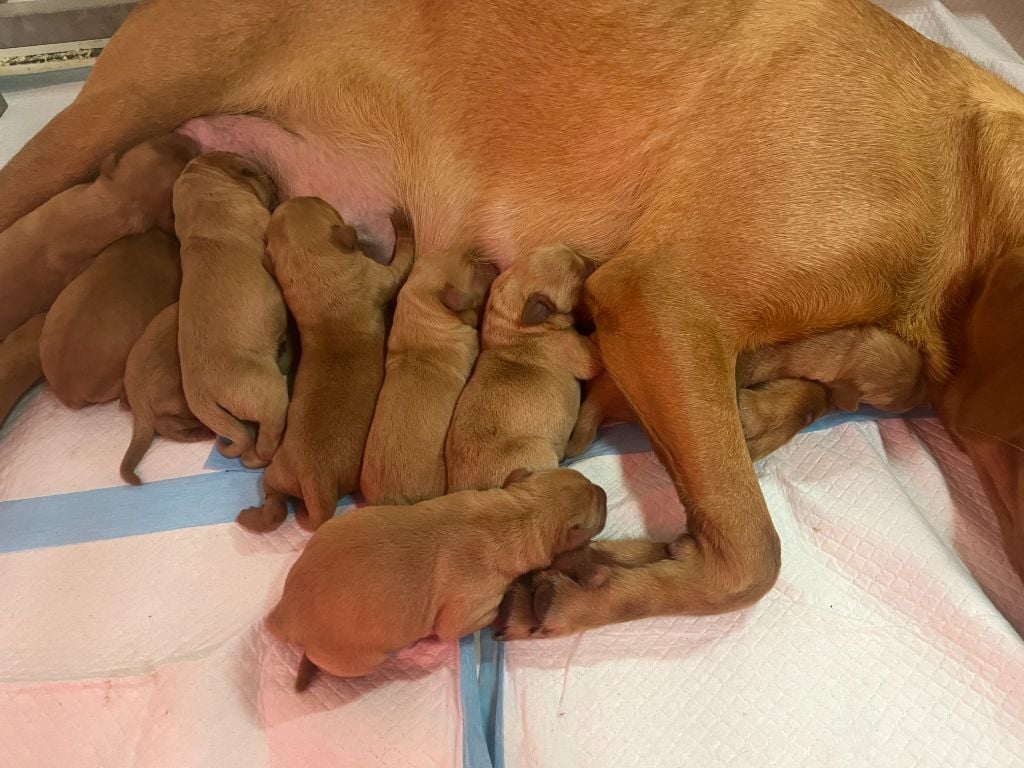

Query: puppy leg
[[565, 371, 636, 458], [237, 473, 289, 533], [0, 313, 45, 427], [502, 254, 781, 637], [557, 333, 604, 381], [371, 210, 416, 300], [739, 379, 830, 461]]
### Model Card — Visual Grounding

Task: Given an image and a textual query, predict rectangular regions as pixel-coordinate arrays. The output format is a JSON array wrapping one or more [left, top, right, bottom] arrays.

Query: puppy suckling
[[736, 326, 925, 414], [236, 198, 414, 533], [446, 245, 601, 491], [361, 247, 497, 505], [566, 371, 831, 462], [0, 133, 197, 339], [174, 151, 285, 468], [568, 325, 922, 460], [120, 304, 213, 485], [267, 467, 607, 688], [0, 313, 46, 428], [39, 230, 182, 409]]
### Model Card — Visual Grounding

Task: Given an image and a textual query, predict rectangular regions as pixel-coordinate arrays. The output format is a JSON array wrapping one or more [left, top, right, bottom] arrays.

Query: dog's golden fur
[[120, 304, 213, 485], [236, 198, 413, 533], [39, 230, 181, 409], [266, 468, 607, 686], [361, 248, 496, 505], [173, 151, 285, 468], [0, 314, 46, 428], [0, 133, 196, 339], [446, 245, 601, 491], [2, 0, 1024, 635]]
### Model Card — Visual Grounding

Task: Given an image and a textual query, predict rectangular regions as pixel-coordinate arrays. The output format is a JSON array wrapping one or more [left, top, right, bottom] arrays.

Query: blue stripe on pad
[[477, 629, 506, 768], [460, 634, 494, 768], [0, 470, 262, 554]]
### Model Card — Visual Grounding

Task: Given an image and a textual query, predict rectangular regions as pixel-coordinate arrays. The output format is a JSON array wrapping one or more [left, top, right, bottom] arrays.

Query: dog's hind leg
[[0, 0, 277, 231], [500, 252, 782, 637]]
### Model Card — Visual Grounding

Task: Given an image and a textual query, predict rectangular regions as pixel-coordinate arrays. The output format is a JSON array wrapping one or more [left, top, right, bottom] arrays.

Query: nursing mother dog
[[2, 0, 1023, 637]]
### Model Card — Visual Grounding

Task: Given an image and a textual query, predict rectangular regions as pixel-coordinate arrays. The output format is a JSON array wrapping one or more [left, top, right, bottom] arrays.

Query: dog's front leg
[[499, 254, 781, 638]]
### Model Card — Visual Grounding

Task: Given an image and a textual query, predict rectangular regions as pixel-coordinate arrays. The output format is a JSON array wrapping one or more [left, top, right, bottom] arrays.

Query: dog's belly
[[179, 115, 399, 263]]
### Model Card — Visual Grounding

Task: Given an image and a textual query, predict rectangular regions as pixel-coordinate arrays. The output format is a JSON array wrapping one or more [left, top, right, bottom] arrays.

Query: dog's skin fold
[[1, 0, 1023, 636]]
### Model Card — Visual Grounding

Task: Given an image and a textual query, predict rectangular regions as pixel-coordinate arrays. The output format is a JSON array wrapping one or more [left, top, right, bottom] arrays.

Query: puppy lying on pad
[[174, 152, 285, 468], [0, 314, 46, 428], [120, 304, 213, 485], [267, 467, 607, 688], [39, 230, 182, 409], [0, 133, 197, 339], [236, 198, 413, 533], [361, 247, 497, 504], [568, 326, 923, 459], [446, 245, 601, 491]]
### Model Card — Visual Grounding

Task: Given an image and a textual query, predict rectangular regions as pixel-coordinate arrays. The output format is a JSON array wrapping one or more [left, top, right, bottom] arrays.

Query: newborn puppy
[[174, 151, 285, 467], [446, 245, 601, 491], [361, 247, 497, 505], [120, 304, 213, 485], [568, 325, 921, 459], [267, 467, 607, 688], [566, 372, 829, 461], [39, 230, 181, 408], [236, 198, 413, 533], [0, 133, 198, 339], [736, 326, 925, 413], [0, 313, 46, 428]]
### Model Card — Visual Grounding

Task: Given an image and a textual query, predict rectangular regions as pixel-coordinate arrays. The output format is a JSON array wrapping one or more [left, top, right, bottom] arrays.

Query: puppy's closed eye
[[521, 293, 555, 325]]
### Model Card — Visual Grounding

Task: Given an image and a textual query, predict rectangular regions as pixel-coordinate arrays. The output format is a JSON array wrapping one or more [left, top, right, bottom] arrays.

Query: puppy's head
[[265, 197, 362, 289], [502, 468, 608, 554], [438, 250, 500, 326], [184, 151, 277, 209], [100, 133, 201, 231], [490, 245, 594, 331]]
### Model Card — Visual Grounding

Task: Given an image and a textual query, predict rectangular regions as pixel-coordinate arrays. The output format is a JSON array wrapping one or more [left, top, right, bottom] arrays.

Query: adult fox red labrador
[[1, 0, 1021, 637]]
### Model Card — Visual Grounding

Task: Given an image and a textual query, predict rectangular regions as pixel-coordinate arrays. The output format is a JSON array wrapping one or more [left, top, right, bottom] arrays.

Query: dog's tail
[[119, 413, 155, 486], [295, 654, 320, 692]]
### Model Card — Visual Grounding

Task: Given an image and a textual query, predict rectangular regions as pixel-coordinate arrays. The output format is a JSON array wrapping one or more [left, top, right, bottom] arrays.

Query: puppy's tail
[[120, 414, 155, 486], [295, 654, 320, 692]]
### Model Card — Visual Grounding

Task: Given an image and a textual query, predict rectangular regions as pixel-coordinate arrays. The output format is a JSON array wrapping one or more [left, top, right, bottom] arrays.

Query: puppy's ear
[[441, 282, 474, 313], [563, 526, 593, 552], [330, 223, 359, 251], [99, 151, 121, 178], [502, 468, 533, 488], [521, 293, 556, 325], [474, 259, 500, 286]]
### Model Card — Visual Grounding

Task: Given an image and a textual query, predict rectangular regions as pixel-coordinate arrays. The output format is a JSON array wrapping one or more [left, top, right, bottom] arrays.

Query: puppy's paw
[[492, 577, 538, 641]]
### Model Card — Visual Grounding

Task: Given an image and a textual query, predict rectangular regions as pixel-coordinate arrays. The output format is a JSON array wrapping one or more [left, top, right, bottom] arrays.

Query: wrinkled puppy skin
[[0, 133, 197, 339], [266, 468, 607, 687], [361, 247, 497, 505], [446, 245, 601, 492], [237, 198, 413, 533], [174, 151, 286, 468], [120, 304, 213, 485], [40, 230, 182, 409]]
